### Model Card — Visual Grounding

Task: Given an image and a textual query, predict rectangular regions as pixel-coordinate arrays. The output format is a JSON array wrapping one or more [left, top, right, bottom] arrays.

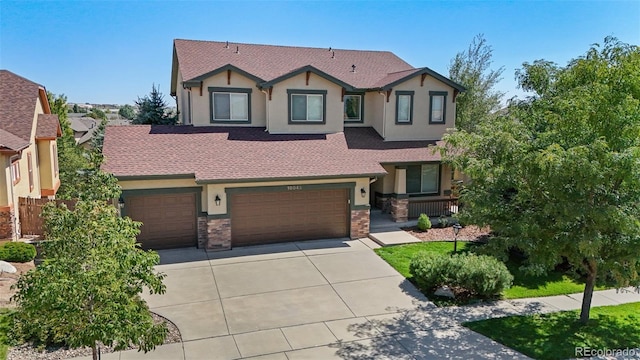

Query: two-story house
[[0, 70, 61, 240], [102, 39, 464, 250]]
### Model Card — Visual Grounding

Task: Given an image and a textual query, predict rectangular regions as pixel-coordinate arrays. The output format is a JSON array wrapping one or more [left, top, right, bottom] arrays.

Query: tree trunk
[[92, 342, 98, 360], [579, 259, 597, 324]]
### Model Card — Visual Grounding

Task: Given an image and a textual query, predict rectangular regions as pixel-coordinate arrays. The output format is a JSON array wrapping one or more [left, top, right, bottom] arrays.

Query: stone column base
[[390, 197, 409, 222], [350, 208, 370, 239], [0, 208, 16, 240], [199, 217, 231, 251]]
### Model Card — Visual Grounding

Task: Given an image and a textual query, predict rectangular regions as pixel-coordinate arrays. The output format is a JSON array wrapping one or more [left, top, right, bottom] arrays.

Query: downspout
[[378, 91, 387, 139], [8, 155, 19, 241], [260, 88, 270, 132], [171, 94, 179, 124]]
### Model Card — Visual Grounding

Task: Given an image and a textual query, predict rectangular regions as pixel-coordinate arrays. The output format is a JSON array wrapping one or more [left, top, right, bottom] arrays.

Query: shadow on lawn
[[464, 310, 640, 360]]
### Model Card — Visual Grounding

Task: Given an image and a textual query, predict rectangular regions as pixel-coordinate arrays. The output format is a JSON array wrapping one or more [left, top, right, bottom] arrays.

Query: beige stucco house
[[102, 39, 464, 250], [0, 70, 61, 240]]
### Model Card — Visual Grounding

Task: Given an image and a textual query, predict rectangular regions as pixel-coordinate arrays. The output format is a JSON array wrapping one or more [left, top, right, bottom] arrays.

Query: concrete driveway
[[69, 238, 526, 359]]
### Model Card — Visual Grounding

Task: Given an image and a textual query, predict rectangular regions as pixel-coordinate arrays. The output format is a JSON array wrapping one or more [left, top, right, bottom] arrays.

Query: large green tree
[[449, 34, 505, 132], [12, 200, 167, 360], [133, 84, 176, 125], [118, 104, 136, 120], [47, 92, 91, 200], [442, 37, 640, 323]]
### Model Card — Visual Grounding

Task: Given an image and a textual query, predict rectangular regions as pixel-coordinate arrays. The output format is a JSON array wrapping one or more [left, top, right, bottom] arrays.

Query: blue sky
[[1, 1, 638, 105]]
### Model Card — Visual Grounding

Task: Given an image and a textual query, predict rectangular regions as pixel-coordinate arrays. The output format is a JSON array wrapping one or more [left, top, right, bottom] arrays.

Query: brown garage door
[[231, 188, 349, 246], [125, 192, 197, 249]]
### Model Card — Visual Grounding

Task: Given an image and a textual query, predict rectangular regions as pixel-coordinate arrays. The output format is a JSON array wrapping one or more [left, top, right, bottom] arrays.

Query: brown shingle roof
[[102, 126, 443, 182], [0, 129, 29, 152], [174, 39, 415, 90], [0, 70, 44, 142], [36, 114, 61, 139]]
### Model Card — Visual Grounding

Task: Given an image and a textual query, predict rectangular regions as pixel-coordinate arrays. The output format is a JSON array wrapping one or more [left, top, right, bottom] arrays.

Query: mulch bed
[[8, 313, 181, 360], [402, 225, 491, 242]]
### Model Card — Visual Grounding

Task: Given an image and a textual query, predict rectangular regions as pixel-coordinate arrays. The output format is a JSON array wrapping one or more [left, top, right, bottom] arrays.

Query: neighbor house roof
[[0, 70, 58, 146], [103, 126, 443, 182], [173, 39, 464, 92]]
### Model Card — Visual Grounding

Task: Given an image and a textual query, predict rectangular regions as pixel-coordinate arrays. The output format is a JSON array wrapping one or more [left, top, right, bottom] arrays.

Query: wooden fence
[[408, 198, 459, 218], [18, 197, 77, 236]]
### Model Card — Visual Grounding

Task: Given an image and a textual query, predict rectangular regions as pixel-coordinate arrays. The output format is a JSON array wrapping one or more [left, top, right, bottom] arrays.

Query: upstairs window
[[395, 91, 414, 124], [429, 91, 447, 124], [406, 164, 440, 194], [288, 90, 327, 123], [209, 87, 252, 123], [10, 160, 20, 185], [344, 94, 363, 122]]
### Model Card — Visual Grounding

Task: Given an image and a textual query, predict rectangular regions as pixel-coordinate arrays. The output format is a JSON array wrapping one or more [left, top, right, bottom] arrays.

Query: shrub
[[0, 242, 37, 263], [437, 216, 449, 228], [409, 252, 513, 298], [417, 214, 432, 231]]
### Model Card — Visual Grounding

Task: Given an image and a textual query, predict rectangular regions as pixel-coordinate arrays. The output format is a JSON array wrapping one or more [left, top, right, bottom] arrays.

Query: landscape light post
[[452, 224, 462, 253]]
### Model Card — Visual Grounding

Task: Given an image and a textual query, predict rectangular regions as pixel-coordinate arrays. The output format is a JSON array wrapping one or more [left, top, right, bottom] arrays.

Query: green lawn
[[464, 302, 640, 360], [374, 241, 597, 300], [0, 308, 14, 360]]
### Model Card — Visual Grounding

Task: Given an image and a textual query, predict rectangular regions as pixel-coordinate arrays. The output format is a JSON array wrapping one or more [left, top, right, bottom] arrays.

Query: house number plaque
[[287, 185, 303, 191]]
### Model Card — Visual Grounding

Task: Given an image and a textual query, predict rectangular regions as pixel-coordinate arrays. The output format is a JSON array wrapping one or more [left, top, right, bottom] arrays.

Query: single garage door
[[125, 192, 197, 249], [231, 188, 349, 246]]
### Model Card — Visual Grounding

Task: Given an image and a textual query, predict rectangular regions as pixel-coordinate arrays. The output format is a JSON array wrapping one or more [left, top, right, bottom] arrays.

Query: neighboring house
[[0, 70, 61, 240], [102, 39, 464, 250], [70, 117, 99, 149]]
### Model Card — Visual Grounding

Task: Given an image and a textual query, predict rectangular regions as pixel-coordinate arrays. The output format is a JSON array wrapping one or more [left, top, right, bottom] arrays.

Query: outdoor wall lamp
[[118, 196, 125, 209], [360, 187, 366, 198], [215, 195, 221, 206]]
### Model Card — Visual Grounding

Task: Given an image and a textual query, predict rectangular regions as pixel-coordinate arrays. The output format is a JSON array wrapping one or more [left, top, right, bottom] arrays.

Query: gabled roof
[[0, 70, 59, 146], [0, 129, 30, 152], [102, 126, 444, 182], [173, 39, 418, 91], [36, 114, 62, 140]]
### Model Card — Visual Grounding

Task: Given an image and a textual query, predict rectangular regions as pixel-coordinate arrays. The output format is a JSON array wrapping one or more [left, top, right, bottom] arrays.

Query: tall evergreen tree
[[133, 84, 176, 125]]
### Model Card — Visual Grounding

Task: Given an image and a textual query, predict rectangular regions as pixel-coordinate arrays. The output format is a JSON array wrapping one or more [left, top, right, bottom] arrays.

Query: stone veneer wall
[[0, 209, 15, 240], [350, 208, 370, 239], [205, 218, 231, 251], [390, 197, 409, 222], [197, 216, 208, 248]]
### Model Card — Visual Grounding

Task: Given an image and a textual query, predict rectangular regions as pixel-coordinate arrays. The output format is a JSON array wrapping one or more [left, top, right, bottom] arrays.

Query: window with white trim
[[406, 164, 440, 194], [10, 160, 20, 185], [288, 90, 327, 123], [209, 87, 252, 123]]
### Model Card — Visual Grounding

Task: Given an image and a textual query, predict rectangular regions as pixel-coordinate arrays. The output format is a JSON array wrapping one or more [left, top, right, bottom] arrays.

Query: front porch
[[369, 163, 460, 223]]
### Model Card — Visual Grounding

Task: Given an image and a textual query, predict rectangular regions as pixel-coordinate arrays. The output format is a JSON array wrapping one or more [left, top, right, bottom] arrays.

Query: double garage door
[[125, 188, 349, 249], [231, 188, 350, 246]]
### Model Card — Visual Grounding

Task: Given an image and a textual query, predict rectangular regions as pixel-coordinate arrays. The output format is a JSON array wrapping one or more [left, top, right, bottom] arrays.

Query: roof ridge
[[173, 38, 398, 54], [0, 70, 44, 88]]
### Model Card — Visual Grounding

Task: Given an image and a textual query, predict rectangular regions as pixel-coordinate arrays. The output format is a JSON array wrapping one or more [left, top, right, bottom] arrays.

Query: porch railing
[[408, 198, 459, 218]]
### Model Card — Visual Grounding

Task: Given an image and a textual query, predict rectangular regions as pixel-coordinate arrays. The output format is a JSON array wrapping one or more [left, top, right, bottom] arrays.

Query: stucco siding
[[119, 178, 207, 212], [206, 177, 370, 216], [383, 75, 456, 141], [267, 73, 344, 134], [190, 71, 266, 127], [0, 155, 9, 206]]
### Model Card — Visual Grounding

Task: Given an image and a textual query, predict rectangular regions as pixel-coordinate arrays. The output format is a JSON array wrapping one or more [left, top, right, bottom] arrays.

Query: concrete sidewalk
[[65, 240, 640, 360]]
